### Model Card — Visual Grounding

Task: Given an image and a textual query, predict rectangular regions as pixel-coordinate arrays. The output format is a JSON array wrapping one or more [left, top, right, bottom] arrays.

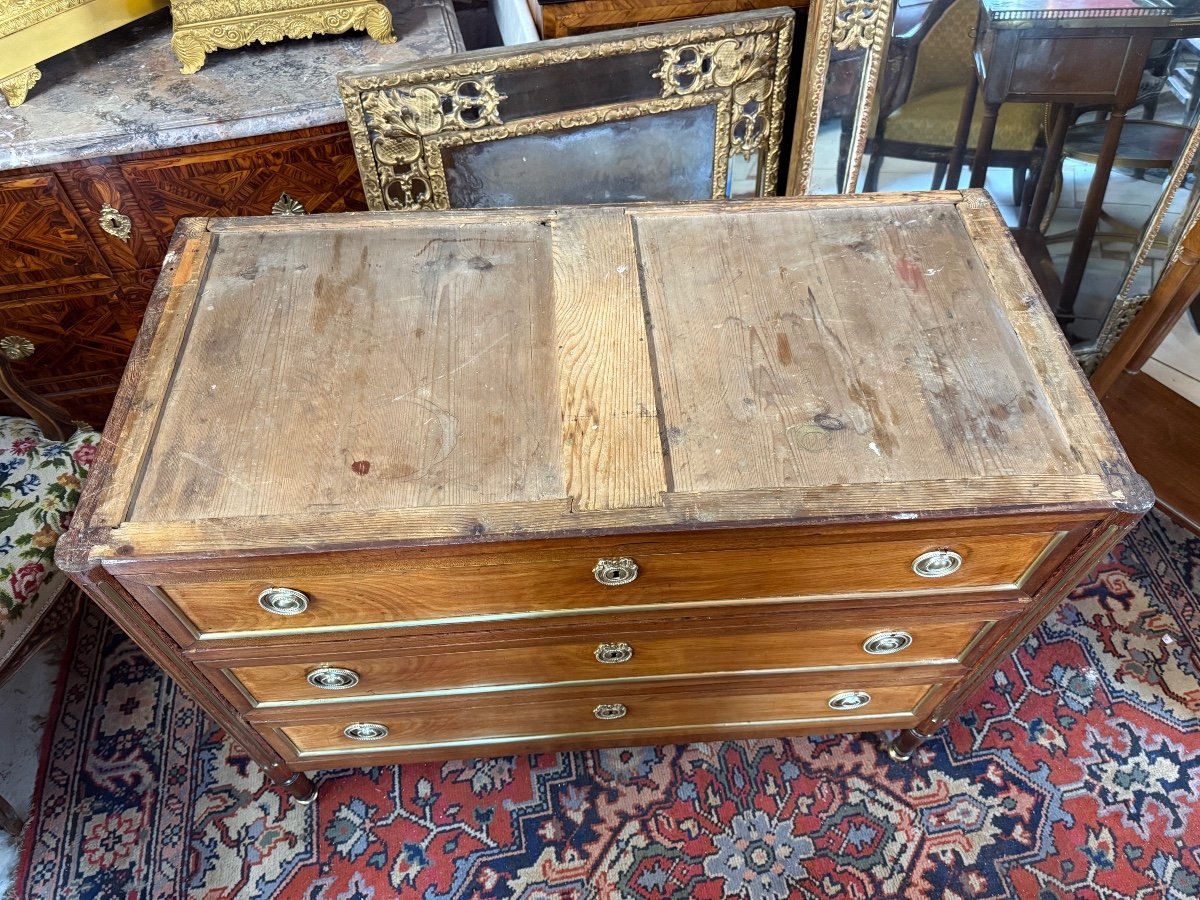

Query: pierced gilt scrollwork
[[361, 77, 506, 210], [341, 11, 794, 212], [655, 35, 777, 163], [831, 0, 887, 51]]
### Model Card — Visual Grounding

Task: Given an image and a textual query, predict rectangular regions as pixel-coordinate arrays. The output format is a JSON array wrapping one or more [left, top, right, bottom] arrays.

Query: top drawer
[[140, 529, 1063, 640]]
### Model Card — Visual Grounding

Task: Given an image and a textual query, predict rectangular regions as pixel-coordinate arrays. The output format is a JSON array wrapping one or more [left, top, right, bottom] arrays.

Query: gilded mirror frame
[[339, 10, 794, 212], [786, 0, 895, 195]]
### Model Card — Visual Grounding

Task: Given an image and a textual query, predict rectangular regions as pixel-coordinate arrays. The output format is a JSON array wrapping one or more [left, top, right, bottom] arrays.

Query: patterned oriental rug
[[15, 512, 1200, 899]]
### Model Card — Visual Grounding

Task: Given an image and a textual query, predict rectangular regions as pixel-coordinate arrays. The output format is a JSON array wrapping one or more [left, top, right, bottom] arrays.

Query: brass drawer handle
[[257, 587, 310, 616], [863, 631, 913, 655], [593, 557, 638, 586], [343, 723, 389, 741], [307, 666, 360, 690], [593, 703, 627, 720], [912, 549, 963, 578], [98, 204, 132, 242], [828, 690, 871, 711], [594, 642, 634, 664]]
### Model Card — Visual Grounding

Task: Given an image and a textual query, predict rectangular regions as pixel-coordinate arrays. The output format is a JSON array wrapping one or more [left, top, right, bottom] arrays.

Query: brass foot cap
[[887, 744, 914, 763]]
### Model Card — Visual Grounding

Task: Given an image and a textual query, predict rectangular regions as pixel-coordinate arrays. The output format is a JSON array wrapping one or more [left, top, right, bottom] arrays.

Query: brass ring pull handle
[[307, 667, 360, 690], [593, 557, 638, 586], [258, 587, 310, 616], [593, 703, 628, 720], [594, 642, 634, 664], [862, 631, 913, 655], [912, 549, 963, 578], [343, 723, 389, 741], [98, 204, 132, 242], [828, 690, 871, 711]]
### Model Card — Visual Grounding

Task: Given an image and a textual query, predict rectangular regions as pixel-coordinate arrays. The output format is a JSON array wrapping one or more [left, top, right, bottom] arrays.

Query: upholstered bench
[[0, 336, 99, 834]]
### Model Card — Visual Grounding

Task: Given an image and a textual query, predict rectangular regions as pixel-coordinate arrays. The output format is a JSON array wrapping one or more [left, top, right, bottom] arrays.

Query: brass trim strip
[[1014, 531, 1068, 590]]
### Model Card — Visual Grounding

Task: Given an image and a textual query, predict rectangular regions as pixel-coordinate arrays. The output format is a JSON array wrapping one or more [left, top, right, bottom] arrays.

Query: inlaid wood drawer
[[260, 676, 945, 760], [221, 615, 994, 707], [152, 530, 1059, 639]]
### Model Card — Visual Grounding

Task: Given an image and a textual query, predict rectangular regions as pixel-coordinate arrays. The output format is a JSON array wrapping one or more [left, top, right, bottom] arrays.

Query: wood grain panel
[[552, 208, 667, 510], [120, 132, 367, 243], [227, 616, 989, 704], [632, 202, 1080, 493], [273, 679, 939, 756], [127, 222, 564, 521], [536, 0, 808, 38], [0, 173, 115, 297], [155, 530, 1057, 637]]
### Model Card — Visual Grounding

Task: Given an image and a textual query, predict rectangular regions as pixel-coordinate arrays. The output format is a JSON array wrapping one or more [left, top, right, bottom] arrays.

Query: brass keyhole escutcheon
[[593, 557, 638, 586], [594, 642, 633, 664]]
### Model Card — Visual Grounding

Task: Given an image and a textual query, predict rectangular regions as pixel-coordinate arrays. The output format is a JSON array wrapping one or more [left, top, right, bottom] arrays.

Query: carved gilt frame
[[787, 0, 895, 195], [338, 10, 794, 212]]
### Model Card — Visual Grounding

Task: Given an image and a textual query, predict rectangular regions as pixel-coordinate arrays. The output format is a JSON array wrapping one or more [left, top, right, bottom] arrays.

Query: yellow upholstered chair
[[863, 0, 1044, 200]]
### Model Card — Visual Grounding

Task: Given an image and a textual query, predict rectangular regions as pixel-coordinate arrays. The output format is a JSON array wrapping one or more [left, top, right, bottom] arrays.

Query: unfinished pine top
[[82, 191, 1142, 556]]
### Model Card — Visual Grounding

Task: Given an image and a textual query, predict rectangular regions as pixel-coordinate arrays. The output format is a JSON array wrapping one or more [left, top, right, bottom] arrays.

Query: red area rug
[[16, 511, 1200, 898]]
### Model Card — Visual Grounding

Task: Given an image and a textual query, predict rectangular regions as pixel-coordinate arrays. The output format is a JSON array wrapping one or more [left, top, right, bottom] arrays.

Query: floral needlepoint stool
[[168, 0, 397, 75], [0, 335, 99, 834]]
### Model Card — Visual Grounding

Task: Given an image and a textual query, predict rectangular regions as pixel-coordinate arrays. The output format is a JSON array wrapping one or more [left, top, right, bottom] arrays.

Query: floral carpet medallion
[[17, 513, 1200, 898]]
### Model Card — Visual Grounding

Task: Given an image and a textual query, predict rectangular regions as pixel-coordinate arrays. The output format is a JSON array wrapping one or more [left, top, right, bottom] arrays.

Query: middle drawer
[[207, 611, 996, 708]]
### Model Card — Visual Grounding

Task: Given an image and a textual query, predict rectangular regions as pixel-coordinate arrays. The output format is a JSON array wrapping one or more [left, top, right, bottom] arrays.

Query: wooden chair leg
[[0, 791, 22, 835]]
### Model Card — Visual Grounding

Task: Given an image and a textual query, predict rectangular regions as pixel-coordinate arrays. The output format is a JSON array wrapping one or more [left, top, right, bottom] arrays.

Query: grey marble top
[[0, 0, 462, 171]]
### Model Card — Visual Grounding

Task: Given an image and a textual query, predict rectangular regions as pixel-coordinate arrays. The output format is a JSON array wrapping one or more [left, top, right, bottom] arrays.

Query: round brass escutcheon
[[594, 642, 634, 664], [257, 587, 310, 616], [911, 549, 963, 578], [307, 666, 360, 690], [593, 557, 638, 586], [343, 722, 389, 741], [593, 703, 628, 720], [0, 335, 34, 361], [862, 631, 914, 655], [828, 690, 872, 711]]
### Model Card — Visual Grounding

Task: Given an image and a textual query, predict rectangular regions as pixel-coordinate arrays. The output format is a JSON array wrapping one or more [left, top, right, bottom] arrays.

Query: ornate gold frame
[[787, 0, 894, 195], [169, 0, 396, 76], [338, 10, 794, 212]]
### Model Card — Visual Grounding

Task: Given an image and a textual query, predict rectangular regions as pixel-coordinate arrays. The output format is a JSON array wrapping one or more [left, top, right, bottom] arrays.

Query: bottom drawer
[[262, 677, 943, 759]]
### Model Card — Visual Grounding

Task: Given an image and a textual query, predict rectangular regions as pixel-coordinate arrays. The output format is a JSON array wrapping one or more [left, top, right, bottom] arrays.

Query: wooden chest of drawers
[[57, 191, 1150, 802]]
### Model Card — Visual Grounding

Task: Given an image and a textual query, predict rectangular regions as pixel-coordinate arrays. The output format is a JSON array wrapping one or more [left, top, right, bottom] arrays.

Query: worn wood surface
[[57, 191, 1148, 777], [532, 0, 809, 39]]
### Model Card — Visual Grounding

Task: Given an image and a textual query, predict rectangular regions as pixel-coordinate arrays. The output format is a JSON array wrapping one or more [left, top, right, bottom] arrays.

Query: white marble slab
[[0, 0, 462, 170]]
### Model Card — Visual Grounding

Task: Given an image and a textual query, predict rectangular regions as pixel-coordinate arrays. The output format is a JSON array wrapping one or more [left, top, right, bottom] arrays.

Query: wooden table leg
[[969, 102, 1002, 189], [1022, 103, 1072, 233], [945, 68, 979, 190], [1058, 108, 1129, 319]]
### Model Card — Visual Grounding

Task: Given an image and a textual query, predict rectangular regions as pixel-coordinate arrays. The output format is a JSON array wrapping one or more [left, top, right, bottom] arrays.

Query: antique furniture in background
[[339, 10, 795, 211], [0, 2, 462, 429], [862, 0, 1044, 200], [58, 192, 1148, 800], [525, 0, 807, 38], [0, 0, 167, 106], [167, 0, 397, 74], [0, 337, 98, 834], [787, 0, 896, 193], [946, 0, 1175, 322]]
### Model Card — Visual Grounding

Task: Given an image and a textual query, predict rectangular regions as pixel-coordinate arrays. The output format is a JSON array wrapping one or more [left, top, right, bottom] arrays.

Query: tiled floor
[[0, 642, 61, 896]]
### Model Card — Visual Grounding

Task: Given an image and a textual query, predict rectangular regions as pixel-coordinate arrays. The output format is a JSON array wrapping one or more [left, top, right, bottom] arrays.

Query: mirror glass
[[807, 0, 1200, 365]]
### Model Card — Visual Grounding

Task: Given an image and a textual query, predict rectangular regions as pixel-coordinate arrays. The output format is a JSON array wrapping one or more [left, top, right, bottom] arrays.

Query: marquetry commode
[[57, 191, 1150, 803]]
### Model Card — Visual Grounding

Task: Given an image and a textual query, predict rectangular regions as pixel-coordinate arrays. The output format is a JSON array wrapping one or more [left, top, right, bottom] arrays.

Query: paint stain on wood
[[351, 460, 371, 476], [896, 256, 925, 292], [776, 332, 793, 365]]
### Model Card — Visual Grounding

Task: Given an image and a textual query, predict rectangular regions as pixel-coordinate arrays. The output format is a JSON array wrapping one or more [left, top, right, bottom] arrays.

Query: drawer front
[[225, 616, 992, 706], [156, 530, 1059, 638], [268, 679, 941, 758]]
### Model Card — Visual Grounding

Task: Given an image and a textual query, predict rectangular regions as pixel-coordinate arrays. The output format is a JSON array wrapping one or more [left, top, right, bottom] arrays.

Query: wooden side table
[[946, 0, 1172, 320]]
